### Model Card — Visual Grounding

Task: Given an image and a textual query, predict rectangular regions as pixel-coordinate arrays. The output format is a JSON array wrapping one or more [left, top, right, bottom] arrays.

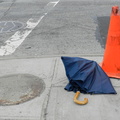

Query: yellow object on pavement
[[73, 91, 88, 105]]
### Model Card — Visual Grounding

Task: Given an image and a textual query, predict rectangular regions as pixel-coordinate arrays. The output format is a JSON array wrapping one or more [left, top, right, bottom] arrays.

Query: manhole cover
[[0, 21, 24, 33], [0, 74, 45, 105]]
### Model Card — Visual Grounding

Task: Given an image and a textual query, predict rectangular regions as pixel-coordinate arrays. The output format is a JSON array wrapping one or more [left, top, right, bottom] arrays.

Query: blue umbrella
[[61, 56, 117, 94]]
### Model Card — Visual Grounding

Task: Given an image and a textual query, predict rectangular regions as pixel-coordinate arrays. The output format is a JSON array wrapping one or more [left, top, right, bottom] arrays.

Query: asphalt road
[[0, 0, 120, 59]]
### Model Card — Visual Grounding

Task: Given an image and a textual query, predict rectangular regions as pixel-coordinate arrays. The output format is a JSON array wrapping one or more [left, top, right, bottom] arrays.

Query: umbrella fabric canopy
[[61, 56, 117, 94]]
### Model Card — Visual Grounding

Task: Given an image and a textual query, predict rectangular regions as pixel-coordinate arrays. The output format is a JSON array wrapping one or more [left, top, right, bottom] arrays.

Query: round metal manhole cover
[[0, 21, 24, 33], [0, 74, 45, 106]]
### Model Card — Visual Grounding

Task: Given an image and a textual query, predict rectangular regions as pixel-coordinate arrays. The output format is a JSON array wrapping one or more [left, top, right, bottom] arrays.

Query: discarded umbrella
[[61, 56, 117, 105]]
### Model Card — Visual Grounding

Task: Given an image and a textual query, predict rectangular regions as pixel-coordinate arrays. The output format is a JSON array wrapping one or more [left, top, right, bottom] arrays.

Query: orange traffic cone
[[100, 6, 120, 78]]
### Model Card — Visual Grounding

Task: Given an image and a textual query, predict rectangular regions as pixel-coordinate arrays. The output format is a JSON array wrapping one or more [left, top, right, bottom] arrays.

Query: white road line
[[0, 15, 45, 55], [0, 0, 60, 56], [51, 1, 60, 7], [47, 0, 60, 7]]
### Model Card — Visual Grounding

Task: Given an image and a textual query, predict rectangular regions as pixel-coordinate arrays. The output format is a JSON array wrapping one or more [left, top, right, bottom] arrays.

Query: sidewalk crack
[[40, 58, 58, 120]]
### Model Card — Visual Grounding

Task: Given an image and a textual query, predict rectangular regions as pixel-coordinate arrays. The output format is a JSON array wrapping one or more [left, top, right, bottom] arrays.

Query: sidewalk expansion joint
[[40, 58, 58, 120]]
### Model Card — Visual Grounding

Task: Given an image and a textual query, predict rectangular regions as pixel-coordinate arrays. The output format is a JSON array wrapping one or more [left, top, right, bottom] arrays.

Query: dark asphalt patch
[[97, 16, 110, 48]]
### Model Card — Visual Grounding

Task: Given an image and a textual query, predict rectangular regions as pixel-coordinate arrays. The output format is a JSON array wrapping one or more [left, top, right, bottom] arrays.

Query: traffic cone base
[[100, 62, 120, 78], [100, 6, 120, 78]]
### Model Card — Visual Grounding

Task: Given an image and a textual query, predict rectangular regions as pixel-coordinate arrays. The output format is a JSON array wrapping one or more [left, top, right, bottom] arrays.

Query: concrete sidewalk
[[0, 56, 119, 120]]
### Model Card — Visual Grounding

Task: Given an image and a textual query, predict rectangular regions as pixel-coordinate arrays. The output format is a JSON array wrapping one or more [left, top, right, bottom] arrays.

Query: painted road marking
[[47, 1, 60, 7], [0, 16, 44, 55], [0, 21, 24, 33], [0, 0, 60, 56]]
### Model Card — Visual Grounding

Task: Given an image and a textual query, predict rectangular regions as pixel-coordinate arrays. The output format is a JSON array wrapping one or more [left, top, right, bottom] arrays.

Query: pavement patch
[[97, 16, 110, 48], [0, 74, 45, 105]]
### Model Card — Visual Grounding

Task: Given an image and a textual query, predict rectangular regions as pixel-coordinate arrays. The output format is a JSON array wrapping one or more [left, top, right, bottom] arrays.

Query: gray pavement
[[0, 0, 120, 120], [0, 56, 119, 120], [0, 57, 55, 120]]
